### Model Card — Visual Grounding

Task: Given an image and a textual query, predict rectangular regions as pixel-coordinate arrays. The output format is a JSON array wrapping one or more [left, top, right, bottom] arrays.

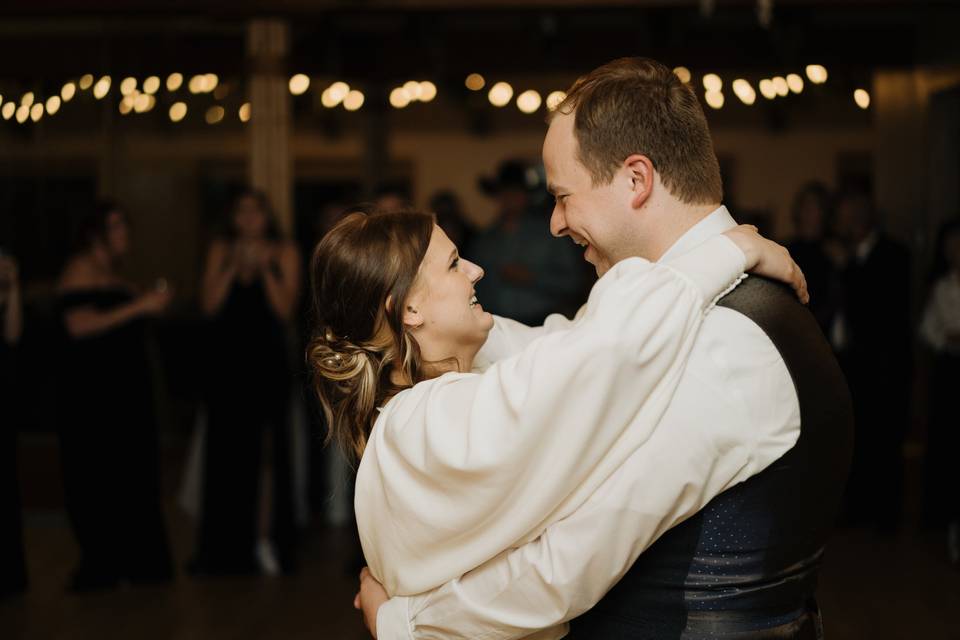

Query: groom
[[362, 57, 853, 639]]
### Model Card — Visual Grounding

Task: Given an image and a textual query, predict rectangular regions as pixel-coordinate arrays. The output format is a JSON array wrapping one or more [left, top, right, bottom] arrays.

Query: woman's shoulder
[[374, 373, 477, 427]]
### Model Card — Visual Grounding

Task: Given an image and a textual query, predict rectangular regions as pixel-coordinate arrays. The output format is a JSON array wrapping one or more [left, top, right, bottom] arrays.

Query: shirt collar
[[657, 205, 737, 263]]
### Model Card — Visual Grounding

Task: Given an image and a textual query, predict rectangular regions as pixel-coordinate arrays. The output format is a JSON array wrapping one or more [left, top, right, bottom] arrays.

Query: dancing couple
[[309, 57, 853, 639]]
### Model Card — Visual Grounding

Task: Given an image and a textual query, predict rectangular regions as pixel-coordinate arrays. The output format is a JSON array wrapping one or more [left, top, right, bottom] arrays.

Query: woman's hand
[[135, 287, 173, 316], [354, 567, 388, 639], [723, 225, 809, 304]]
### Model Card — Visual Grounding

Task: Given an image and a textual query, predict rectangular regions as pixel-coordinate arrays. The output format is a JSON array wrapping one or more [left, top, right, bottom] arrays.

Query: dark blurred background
[[1, 1, 959, 638]]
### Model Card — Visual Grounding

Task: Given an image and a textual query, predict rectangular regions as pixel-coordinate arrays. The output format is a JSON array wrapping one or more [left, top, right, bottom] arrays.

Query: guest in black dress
[[57, 201, 174, 591], [786, 181, 840, 334], [193, 189, 301, 575], [0, 253, 26, 598]]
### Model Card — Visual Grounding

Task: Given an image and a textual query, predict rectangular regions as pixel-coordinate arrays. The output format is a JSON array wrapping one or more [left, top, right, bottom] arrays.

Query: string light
[[343, 90, 365, 111], [45, 95, 61, 115], [93, 76, 111, 99], [705, 91, 725, 109], [289, 74, 310, 95], [61, 82, 76, 102], [120, 77, 138, 96], [786, 73, 804, 94], [166, 73, 183, 92], [772, 76, 789, 97], [239, 102, 251, 122], [389, 87, 411, 108], [205, 105, 225, 124], [854, 89, 870, 109], [516, 89, 542, 114], [403, 80, 422, 101], [328, 82, 350, 104], [759, 79, 777, 100], [320, 87, 339, 108], [169, 101, 187, 122], [188, 75, 205, 94], [30, 103, 43, 122], [465, 73, 485, 91], [15, 104, 29, 123], [119, 96, 134, 115], [673, 66, 692, 84], [546, 90, 567, 111], [418, 81, 437, 102], [488, 82, 513, 107], [143, 76, 161, 95], [2, 102, 15, 120], [78, 74, 94, 90], [21, 92, 34, 107], [133, 93, 155, 113], [203, 73, 219, 93], [732, 79, 756, 105], [805, 65, 828, 84], [702, 73, 723, 92]]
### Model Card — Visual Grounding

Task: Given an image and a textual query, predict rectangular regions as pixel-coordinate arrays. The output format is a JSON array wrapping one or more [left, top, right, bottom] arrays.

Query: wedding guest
[[830, 185, 911, 531], [57, 201, 174, 591], [193, 189, 300, 576], [0, 252, 26, 598], [469, 159, 587, 324], [919, 218, 960, 558], [786, 181, 839, 333]]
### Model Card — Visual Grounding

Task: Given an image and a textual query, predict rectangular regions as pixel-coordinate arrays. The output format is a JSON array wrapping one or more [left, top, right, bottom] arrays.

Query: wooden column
[[247, 18, 293, 235]]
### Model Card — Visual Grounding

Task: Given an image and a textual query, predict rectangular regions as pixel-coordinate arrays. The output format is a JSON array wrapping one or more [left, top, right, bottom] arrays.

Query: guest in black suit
[[0, 253, 26, 598], [830, 185, 912, 531], [786, 182, 839, 334]]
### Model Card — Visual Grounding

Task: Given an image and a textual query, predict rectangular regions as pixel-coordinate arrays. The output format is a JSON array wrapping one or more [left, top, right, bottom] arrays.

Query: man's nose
[[550, 205, 567, 238]]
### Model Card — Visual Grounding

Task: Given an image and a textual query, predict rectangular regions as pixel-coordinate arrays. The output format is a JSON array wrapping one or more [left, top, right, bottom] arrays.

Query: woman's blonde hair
[[306, 208, 436, 462]]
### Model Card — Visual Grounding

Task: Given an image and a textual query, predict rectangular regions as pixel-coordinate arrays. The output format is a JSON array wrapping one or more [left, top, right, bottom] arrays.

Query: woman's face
[[105, 211, 130, 256], [404, 225, 494, 367], [233, 195, 268, 239]]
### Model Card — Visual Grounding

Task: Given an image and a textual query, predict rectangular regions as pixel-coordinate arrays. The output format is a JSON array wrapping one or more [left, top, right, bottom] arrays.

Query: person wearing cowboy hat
[[468, 159, 588, 325]]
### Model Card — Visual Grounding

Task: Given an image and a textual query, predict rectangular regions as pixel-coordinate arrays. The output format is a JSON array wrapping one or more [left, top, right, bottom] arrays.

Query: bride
[[307, 208, 805, 636]]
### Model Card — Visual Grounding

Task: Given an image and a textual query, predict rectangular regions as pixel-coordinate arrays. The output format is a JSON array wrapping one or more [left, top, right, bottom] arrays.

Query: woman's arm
[[200, 240, 238, 317], [261, 242, 301, 321], [63, 289, 170, 339]]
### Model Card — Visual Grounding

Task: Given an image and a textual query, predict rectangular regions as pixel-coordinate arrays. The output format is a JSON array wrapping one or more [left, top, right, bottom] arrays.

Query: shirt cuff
[[664, 234, 747, 308], [377, 597, 415, 640]]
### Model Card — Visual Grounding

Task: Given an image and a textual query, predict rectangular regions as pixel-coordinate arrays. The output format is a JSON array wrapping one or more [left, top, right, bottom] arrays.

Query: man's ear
[[624, 154, 655, 210]]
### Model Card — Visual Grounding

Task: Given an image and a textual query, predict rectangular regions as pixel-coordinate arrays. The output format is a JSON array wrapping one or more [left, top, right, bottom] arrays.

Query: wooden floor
[[2, 439, 960, 640]]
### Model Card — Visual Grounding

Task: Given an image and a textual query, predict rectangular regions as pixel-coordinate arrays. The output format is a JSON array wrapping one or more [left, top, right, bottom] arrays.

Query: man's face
[[543, 111, 632, 277]]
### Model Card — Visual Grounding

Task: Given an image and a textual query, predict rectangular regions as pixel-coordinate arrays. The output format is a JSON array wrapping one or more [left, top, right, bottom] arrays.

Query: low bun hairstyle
[[307, 208, 436, 462]]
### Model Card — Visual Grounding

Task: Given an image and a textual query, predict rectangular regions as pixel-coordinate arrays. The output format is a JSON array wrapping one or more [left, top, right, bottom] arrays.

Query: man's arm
[[376, 309, 801, 640]]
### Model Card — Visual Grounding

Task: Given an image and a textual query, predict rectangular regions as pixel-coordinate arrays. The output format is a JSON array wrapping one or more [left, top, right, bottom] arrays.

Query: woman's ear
[[390, 294, 424, 331], [624, 154, 655, 210]]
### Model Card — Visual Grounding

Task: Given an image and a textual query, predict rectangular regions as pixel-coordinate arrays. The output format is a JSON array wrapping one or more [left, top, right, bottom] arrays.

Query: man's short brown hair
[[553, 57, 723, 205]]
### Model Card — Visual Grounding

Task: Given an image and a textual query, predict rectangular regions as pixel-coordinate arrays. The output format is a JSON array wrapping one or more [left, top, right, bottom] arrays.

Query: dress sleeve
[[357, 235, 747, 596]]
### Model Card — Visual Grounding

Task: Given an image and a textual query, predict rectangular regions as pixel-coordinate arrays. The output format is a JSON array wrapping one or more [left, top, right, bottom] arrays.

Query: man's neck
[[645, 201, 723, 262]]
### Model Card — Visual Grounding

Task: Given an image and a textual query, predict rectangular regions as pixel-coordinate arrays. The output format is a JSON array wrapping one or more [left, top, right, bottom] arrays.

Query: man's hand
[[353, 567, 389, 639]]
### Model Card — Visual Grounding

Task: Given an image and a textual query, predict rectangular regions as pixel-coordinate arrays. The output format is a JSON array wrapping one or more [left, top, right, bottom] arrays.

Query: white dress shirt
[[375, 206, 802, 640], [355, 232, 748, 600]]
